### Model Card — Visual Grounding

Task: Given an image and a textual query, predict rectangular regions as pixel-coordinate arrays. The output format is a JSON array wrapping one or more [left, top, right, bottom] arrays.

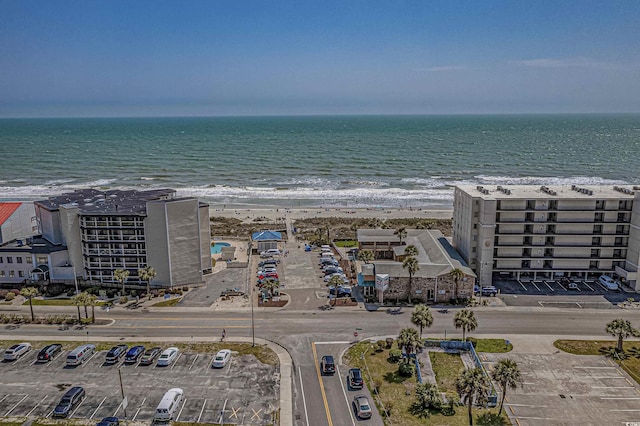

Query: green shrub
[[119, 296, 128, 304], [182, 286, 189, 292], [158, 290, 165, 297], [375, 340, 386, 352], [5, 292, 15, 301], [106, 289, 116, 298], [388, 348, 402, 363], [0, 289, 8, 299], [398, 360, 414, 377], [386, 337, 394, 349]]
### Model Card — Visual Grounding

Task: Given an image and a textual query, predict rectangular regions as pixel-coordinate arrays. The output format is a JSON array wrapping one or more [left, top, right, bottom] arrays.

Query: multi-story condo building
[[453, 184, 640, 290], [32, 188, 212, 288]]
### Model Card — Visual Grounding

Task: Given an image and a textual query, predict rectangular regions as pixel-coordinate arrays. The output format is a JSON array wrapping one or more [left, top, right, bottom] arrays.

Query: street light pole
[[72, 265, 79, 295]]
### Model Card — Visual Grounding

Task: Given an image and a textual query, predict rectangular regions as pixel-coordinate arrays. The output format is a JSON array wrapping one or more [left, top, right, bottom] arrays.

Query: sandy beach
[[209, 206, 454, 222]]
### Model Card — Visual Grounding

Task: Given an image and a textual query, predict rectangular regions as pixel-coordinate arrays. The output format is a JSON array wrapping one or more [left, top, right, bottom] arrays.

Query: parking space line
[[170, 353, 183, 370], [175, 397, 187, 421], [206, 353, 216, 370], [189, 354, 199, 370], [197, 399, 207, 423], [90, 396, 107, 419], [543, 281, 554, 291], [298, 366, 310, 426], [26, 395, 47, 417], [218, 399, 228, 424], [114, 400, 123, 416], [69, 397, 86, 418], [517, 280, 527, 291], [583, 281, 595, 291], [227, 359, 234, 376], [0, 394, 9, 404], [132, 397, 146, 421], [5, 394, 28, 416], [532, 282, 542, 291], [81, 352, 98, 368], [557, 281, 567, 291]]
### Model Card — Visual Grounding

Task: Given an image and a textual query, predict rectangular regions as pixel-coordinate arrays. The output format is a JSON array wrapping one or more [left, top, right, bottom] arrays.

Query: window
[[0, 271, 4, 277], [17, 257, 22, 264], [37, 256, 47, 265], [9, 270, 15, 278], [26, 257, 32, 265], [7, 257, 12, 263], [0, 257, 3, 263], [18, 271, 24, 278]]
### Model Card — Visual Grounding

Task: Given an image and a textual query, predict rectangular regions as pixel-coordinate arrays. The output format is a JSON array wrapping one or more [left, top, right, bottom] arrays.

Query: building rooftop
[[35, 189, 177, 216], [0, 202, 22, 225], [456, 184, 639, 200], [0, 235, 67, 254]]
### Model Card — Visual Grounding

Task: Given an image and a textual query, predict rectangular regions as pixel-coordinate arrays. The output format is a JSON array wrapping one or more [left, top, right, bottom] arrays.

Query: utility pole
[[118, 369, 128, 426]]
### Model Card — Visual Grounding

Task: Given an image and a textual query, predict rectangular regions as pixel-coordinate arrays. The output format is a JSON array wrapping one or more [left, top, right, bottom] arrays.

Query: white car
[[212, 349, 232, 368], [324, 273, 347, 283], [598, 275, 620, 291], [4, 342, 32, 361], [157, 347, 180, 366], [256, 268, 277, 277], [260, 249, 281, 258]]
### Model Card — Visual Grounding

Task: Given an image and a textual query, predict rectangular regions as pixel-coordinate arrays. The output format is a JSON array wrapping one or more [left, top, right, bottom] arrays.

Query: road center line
[[311, 342, 333, 426]]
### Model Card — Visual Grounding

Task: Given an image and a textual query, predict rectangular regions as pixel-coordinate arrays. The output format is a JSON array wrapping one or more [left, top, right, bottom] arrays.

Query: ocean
[[1, 114, 639, 208]]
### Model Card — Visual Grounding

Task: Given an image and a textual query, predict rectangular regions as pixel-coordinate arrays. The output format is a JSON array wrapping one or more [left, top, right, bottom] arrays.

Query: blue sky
[[1, 0, 639, 117]]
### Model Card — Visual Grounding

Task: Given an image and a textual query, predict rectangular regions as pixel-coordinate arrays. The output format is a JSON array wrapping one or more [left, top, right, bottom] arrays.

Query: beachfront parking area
[[492, 278, 639, 308], [0, 346, 278, 424]]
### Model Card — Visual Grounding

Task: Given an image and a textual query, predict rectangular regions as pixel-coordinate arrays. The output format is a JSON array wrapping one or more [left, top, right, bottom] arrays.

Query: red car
[[258, 272, 278, 280]]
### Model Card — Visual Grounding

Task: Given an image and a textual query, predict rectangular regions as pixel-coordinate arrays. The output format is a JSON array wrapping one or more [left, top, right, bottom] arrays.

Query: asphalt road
[[3, 305, 640, 426]]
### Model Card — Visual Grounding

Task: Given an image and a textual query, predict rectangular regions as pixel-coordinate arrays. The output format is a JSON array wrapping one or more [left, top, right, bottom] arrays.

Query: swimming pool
[[211, 242, 231, 255]]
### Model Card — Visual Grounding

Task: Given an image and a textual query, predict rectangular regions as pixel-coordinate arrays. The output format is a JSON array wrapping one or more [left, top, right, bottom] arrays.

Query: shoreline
[[208, 206, 454, 221]]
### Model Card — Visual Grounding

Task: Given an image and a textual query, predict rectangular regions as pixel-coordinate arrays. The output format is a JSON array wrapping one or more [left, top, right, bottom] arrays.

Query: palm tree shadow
[[384, 371, 409, 384]]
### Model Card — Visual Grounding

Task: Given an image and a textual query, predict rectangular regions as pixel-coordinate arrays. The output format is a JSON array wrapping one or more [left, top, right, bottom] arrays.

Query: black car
[[258, 259, 278, 267], [52, 386, 85, 418], [37, 344, 62, 362], [348, 368, 364, 389], [124, 346, 145, 363], [105, 345, 128, 364], [96, 417, 119, 426], [139, 347, 162, 365], [321, 355, 335, 375]]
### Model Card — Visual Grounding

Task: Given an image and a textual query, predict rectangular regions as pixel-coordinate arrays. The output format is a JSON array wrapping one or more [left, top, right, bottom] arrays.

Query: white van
[[598, 275, 620, 291], [66, 344, 96, 366], [154, 388, 184, 422]]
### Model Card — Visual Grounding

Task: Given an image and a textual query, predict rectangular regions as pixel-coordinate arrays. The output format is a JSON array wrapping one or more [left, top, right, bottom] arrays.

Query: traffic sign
[[353, 331, 359, 338]]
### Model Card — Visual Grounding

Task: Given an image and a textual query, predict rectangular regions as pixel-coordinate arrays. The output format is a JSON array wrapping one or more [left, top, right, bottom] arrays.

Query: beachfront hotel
[[0, 189, 211, 289], [453, 185, 640, 290]]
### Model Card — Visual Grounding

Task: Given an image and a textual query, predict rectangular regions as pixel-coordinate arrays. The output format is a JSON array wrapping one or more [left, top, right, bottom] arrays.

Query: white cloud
[[512, 57, 617, 70]]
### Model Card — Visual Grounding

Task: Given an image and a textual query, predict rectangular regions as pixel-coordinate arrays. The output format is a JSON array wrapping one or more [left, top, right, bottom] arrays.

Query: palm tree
[[492, 358, 522, 415], [327, 274, 346, 306], [138, 266, 157, 300], [456, 367, 490, 426], [404, 245, 419, 257], [20, 287, 38, 322], [357, 249, 375, 264], [450, 268, 465, 301], [394, 227, 407, 245], [606, 319, 639, 352], [86, 292, 98, 323], [397, 327, 423, 357], [261, 278, 280, 298], [78, 291, 90, 319], [113, 269, 130, 295], [411, 304, 433, 339], [402, 256, 420, 304], [454, 309, 478, 342], [415, 382, 442, 411], [71, 293, 83, 323]]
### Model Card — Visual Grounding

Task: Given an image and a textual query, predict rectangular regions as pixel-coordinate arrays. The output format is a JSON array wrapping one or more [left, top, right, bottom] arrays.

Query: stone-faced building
[[356, 228, 475, 303]]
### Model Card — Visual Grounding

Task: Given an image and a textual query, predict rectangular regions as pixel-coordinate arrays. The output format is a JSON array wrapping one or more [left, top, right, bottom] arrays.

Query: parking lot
[[0, 345, 279, 424], [482, 352, 640, 426], [492, 278, 639, 307]]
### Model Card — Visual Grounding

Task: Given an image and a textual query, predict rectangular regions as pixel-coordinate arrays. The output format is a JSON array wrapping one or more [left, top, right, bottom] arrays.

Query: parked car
[[599, 275, 620, 291], [4, 342, 32, 361], [568, 282, 579, 290], [256, 268, 277, 277], [324, 273, 347, 283], [321, 355, 335, 375], [52, 386, 85, 418], [124, 346, 145, 363], [481, 286, 498, 297], [352, 394, 372, 419], [329, 286, 352, 297], [140, 347, 162, 365], [66, 344, 95, 366], [260, 249, 281, 258], [96, 417, 119, 426], [348, 368, 364, 389], [37, 343, 62, 362], [212, 349, 232, 368], [258, 272, 279, 280], [105, 345, 128, 364], [323, 267, 343, 275], [157, 347, 179, 366], [258, 259, 278, 267]]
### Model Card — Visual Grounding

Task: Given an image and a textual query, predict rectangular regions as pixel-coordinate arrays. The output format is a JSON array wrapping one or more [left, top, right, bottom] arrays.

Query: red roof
[[0, 203, 22, 226]]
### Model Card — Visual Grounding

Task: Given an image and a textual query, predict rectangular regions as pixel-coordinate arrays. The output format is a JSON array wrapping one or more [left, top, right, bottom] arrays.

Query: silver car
[[352, 394, 372, 419]]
